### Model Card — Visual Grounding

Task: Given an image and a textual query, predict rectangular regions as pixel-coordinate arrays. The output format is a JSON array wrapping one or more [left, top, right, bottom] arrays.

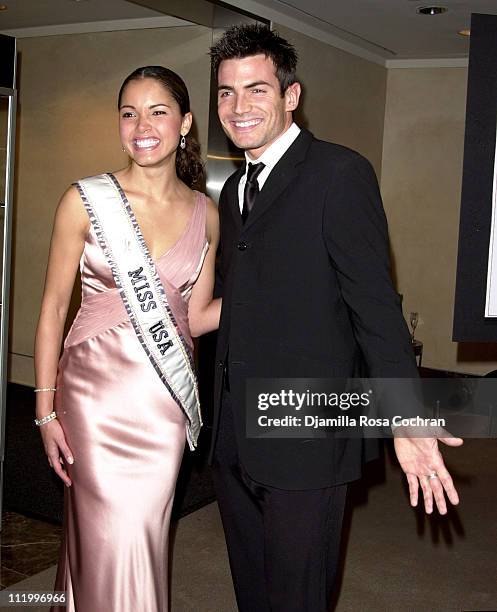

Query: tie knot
[[246, 162, 265, 184]]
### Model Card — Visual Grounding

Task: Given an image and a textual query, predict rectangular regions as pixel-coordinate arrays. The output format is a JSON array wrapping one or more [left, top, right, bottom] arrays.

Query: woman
[[34, 66, 220, 612]]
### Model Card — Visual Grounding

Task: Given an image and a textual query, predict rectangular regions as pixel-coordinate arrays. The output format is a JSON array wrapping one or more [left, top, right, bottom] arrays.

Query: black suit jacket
[[210, 128, 418, 489]]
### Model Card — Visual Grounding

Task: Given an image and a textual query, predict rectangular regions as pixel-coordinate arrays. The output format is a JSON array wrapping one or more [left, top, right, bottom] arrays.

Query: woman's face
[[119, 78, 192, 168]]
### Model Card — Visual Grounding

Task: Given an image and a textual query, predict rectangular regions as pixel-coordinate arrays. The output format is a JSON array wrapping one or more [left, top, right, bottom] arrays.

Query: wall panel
[[11, 26, 212, 384]]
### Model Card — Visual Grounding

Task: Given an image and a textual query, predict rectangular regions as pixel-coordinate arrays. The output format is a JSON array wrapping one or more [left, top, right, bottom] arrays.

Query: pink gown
[[51, 188, 208, 612]]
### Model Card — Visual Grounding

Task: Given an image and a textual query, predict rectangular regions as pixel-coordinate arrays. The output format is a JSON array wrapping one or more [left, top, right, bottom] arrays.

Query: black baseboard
[[2, 367, 483, 522], [3, 383, 215, 524]]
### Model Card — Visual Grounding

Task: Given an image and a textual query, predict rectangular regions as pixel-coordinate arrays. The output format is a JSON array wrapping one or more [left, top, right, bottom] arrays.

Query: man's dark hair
[[209, 24, 298, 95]]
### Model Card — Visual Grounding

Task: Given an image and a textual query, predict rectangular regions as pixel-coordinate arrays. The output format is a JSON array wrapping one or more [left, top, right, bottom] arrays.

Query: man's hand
[[393, 429, 463, 514]]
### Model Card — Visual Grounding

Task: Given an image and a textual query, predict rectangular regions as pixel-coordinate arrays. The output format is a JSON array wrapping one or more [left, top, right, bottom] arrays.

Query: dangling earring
[[180, 135, 186, 150], [121, 146, 127, 153]]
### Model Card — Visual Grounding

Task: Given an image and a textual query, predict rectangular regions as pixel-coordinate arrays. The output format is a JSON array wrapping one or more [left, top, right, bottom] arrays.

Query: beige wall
[[277, 25, 388, 177], [13, 25, 479, 383], [10, 26, 212, 385], [381, 67, 496, 374]]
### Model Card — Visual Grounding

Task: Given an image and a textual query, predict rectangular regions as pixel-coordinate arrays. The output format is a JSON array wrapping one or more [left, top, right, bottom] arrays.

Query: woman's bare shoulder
[[55, 184, 89, 236], [203, 195, 219, 244]]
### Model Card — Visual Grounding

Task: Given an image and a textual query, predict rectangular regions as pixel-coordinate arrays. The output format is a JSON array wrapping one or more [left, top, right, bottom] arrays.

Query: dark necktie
[[242, 162, 265, 223]]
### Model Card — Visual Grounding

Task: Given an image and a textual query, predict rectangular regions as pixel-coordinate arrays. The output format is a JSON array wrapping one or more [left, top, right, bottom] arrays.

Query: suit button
[[217, 360, 224, 368], [237, 241, 248, 251]]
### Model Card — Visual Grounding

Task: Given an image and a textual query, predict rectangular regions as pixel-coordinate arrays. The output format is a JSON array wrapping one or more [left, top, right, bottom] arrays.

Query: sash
[[74, 173, 201, 450]]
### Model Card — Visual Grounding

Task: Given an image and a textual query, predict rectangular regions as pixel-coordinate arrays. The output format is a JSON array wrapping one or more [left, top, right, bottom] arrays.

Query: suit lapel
[[223, 164, 245, 231], [242, 129, 314, 232]]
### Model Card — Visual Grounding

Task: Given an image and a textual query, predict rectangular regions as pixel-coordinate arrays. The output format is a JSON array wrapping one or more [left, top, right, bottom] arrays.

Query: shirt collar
[[244, 122, 301, 172]]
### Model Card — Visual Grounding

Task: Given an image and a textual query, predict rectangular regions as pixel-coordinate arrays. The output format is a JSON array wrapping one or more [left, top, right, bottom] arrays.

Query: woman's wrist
[[36, 402, 55, 418], [35, 384, 57, 419], [34, 411, 57, 427]]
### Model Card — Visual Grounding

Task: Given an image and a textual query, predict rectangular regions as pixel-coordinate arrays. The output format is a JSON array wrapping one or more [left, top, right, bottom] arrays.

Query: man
[[209, 24, 462, 612]]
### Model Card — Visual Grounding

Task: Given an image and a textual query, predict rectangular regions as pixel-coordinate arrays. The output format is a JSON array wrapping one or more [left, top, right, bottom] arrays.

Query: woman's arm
[[188, 197, 221, 337], [34, 186, 89, 485]]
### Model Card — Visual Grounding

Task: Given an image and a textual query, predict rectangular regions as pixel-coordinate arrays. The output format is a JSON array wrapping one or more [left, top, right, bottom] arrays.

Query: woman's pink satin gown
[[51, 190, 208, 612]]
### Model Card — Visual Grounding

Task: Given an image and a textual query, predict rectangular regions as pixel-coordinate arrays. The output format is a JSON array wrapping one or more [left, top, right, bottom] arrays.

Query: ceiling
[[0, 0, 165, 28], [249, 0, 494, 59], [0, 0, 495, 62]]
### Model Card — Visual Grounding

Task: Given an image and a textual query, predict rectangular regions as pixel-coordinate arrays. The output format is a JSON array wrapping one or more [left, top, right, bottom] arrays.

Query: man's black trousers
[[211, 389, 348, 612]]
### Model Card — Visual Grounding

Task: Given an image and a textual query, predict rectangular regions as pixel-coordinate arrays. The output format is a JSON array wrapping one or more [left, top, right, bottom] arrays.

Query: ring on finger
[[427, 471, 439, 480]]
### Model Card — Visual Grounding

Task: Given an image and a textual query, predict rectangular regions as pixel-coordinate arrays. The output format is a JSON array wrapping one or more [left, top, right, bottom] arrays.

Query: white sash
[[75, 173, 201, 450]]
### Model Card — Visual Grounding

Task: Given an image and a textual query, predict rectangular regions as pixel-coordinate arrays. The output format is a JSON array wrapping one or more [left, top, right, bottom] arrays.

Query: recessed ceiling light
[[0, 4, 8, 10], [417, 6, 448, 15], [458, 29, 471, 37]]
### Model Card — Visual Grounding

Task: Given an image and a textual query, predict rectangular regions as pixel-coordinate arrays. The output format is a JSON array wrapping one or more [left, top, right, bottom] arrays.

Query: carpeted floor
[[334, 438, 497, 612], [2, 438, 496, 611]]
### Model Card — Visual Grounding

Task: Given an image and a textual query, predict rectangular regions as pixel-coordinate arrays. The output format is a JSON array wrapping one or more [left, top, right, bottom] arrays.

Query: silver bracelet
[[34, 411, 57, 426], [34, 387, 57, 393]]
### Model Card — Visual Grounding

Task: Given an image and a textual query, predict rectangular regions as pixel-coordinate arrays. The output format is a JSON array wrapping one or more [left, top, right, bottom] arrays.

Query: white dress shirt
[[237, 122, 301, 213]]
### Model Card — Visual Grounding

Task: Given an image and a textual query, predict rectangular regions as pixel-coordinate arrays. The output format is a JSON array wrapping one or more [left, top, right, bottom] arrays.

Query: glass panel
[[0, 95, 7, 295], [0, 96, 7, 198]]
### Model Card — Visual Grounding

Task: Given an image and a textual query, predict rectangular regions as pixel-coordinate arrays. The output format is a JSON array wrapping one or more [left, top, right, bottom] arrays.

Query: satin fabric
[[51, 190, 208, 612]]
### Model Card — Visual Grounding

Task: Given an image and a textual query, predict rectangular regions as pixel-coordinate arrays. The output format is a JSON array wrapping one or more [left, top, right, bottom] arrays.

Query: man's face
[[217, 54, 300, 159]]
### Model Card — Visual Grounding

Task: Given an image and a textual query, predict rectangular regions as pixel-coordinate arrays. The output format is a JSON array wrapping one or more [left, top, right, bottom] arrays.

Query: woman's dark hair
[[118, 66, 204, 188], [209, 24, 298, 95]]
